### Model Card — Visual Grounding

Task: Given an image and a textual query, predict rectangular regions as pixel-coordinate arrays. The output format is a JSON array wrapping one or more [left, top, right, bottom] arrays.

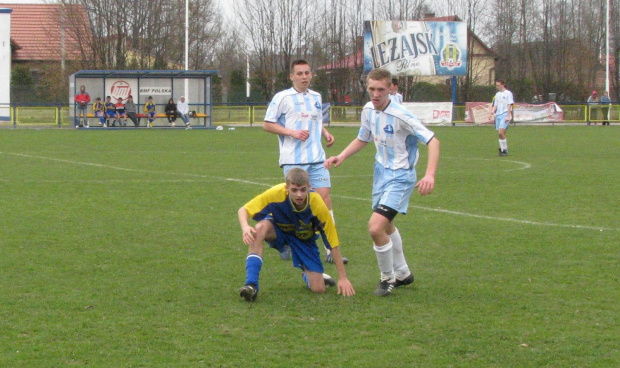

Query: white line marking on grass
[[4, 151, 610, 232], [444, 156, 532, 172]]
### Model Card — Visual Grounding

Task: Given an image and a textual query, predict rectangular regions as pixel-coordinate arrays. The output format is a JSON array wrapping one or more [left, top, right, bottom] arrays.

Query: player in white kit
[[325, 68, 440, 296], [264, 59, 348, 264], [488, 80, 514, 156]]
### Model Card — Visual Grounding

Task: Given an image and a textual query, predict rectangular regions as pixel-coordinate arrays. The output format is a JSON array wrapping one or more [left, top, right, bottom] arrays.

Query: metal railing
[[1, 103, 618, 127]]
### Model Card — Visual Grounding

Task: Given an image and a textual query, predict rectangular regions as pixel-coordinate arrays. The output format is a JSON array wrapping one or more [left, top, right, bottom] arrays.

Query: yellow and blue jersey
[[104, 101, 116, 115], [144, 101, 156, 113], [243, 183, 339, 249], [93, 101, 104, 113]]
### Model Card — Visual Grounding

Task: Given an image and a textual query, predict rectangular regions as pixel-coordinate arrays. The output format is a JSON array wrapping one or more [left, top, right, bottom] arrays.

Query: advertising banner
[[465, 102, 564, 124], [402, 102, 453, 125], [105, 79, 138, 102], [363, 21, 467, 76]]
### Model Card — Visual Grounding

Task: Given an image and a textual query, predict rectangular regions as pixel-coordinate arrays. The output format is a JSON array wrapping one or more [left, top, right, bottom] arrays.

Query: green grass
[[0, 126, 618, 367]]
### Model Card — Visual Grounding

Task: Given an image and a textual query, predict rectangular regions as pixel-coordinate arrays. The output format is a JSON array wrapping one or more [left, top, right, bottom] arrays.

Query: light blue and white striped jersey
[[389, 93, 403, 104], [264, 87, 325, 166], [358, 101, 435, 170], [492, 89, 514, 115]]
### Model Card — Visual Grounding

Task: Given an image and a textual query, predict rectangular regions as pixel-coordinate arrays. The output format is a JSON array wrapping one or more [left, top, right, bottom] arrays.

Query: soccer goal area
[[68, 70, 219, 128]]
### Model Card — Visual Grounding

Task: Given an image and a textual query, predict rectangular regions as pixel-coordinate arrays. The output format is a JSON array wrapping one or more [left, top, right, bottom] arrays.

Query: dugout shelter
[[69, 70, 219, 128]]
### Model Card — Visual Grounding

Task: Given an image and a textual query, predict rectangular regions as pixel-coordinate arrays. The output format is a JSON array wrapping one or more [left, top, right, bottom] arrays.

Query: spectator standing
[[177, 96, 192, 129], [165, 98, 178, 126], [125, 95, 139, 127], [601, 91, 611, 126], [74, 85, 90, 128], [587, 90, 599, 125]]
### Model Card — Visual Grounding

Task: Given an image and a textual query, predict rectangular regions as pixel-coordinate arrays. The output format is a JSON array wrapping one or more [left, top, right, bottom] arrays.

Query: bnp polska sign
[[363, 21, 467, 76]]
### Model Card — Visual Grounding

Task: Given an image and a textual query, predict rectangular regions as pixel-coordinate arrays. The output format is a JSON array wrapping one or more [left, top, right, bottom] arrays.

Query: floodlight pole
[[184, 0, 189, 98], [605, 0, 610, 94]]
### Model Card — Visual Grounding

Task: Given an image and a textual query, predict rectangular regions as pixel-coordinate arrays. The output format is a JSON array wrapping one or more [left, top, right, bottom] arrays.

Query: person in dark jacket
[[165, 98, 178, 126]]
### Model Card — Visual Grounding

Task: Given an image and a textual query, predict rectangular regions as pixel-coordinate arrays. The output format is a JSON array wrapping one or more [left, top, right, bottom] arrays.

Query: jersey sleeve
[[357, 107, 373, 143], [264, 94, 284, 124], [243, 184, 287, 220], [309, 193, 340, 248], [403, 115, 435, 145]]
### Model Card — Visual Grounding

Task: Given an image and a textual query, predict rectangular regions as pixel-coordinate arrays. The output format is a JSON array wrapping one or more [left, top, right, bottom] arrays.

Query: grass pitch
[[0, 126, 618, 367]]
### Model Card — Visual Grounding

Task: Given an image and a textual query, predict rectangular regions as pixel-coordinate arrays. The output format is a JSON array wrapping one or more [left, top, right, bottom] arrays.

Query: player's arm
[[263, 121, 309, 141], [324, 138, 368, 168], [322, 126, 334, 147], [237, 206, 256, 245], [415, 137, 440, 196], [329, 246, 355, 296]]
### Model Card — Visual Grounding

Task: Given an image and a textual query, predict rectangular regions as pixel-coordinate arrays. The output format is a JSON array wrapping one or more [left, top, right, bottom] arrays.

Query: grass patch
[[0, 126, 618, 367]]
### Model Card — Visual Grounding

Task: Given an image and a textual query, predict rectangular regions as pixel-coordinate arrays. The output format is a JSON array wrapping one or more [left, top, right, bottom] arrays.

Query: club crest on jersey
[[315, 102, 321, 110], [383, 124, 394, 134]]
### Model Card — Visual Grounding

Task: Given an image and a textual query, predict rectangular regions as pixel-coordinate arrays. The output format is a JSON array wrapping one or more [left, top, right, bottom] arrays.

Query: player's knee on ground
[[306, 272, 327, 293]]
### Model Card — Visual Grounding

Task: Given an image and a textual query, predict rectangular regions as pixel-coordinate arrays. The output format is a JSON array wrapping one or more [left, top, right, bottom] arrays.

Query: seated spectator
[[104, 96, 117, 127], [144, 96, 156, 128], [165, 98, 178, 126], [115, 97, 128, 127], [125, 95, 139, 127], [177, 96, 191, 129], [93, 97, 106, 127]]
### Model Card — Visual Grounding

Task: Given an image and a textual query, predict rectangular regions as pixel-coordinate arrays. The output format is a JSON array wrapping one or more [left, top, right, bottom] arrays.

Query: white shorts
[[372, 162, 416, 214]]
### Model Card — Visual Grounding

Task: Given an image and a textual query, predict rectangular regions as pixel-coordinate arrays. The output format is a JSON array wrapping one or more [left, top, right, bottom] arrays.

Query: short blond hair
[[367, 68, 392, 85], [285, 168, 310, 186]]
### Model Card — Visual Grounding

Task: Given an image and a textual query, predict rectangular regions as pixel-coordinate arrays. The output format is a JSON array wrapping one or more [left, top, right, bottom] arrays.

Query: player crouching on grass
[[237, 168, 355, 301]]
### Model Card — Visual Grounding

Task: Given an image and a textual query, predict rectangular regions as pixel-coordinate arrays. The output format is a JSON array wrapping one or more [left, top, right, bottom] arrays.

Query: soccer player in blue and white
[[237, 168, 354, 301], [263, 59, 348, 264], [489, 79, 514, 156], [325, 68, 440, 297]]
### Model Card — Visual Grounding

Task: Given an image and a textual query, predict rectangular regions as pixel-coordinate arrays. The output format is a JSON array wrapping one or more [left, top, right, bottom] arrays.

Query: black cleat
[[393, 273, 414, 288], [323, 273, 336, 287], [239, 284, 258, 301], [373, 279, 395, 296], [325, 253, 349, 264]]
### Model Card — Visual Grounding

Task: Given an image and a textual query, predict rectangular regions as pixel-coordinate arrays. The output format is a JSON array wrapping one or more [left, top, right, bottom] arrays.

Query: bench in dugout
[[85, 112, 208, 127]]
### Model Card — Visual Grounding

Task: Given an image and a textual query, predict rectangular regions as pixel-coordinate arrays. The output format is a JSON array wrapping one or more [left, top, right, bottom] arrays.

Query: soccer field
[[0, 126, 618, 367]]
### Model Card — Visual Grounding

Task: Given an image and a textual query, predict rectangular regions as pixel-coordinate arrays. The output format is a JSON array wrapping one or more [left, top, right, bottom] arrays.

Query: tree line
[[39, 0, 620, 103]]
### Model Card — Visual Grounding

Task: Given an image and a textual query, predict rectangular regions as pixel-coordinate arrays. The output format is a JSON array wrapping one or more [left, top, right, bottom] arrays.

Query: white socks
[[499, 139, 508, 151], [389, 228, 410, 279], [374, 240, 394, 281]]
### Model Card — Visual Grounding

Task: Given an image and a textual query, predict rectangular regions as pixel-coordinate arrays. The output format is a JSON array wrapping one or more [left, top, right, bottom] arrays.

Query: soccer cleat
[[373, 278, 395, 296], [323, 273, 336, 287], [498, 149, 508, 156], [393, 272, 414, 288], [185, 124, 192, 130], [239, 284, 258, 301], [325, 253, 349, 265], [279, 244, 291, 260], [171, 122, 176, 127]]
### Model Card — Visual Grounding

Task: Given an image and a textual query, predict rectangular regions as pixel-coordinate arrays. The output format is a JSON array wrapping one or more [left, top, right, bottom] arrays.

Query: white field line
[[2, 152, 612, 232]]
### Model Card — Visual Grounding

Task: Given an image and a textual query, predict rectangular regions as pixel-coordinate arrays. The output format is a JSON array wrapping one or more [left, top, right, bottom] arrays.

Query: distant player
[[325, 68, 440, 297], [104, 96, 116, 127], [237, 168, 354, 301], [488, 80, 514, 156], [263, 59, 348, 264], [389, 78, 403, 104], [92, 97, 106, 127], [115, 98, 128, 127], [144, 96, 156, 127]]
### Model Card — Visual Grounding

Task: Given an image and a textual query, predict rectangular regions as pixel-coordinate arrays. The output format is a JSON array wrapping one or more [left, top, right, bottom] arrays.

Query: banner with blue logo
[[363, 21, 467, 76]]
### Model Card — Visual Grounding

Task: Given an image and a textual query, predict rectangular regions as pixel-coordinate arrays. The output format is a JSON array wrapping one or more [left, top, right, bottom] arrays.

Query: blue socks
[[245, 254, 263, 291]]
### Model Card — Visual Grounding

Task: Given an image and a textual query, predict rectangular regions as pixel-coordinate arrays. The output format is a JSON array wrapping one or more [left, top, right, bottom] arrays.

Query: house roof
[[0, 3, 90, 61], [318, 50, 363, 71]]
